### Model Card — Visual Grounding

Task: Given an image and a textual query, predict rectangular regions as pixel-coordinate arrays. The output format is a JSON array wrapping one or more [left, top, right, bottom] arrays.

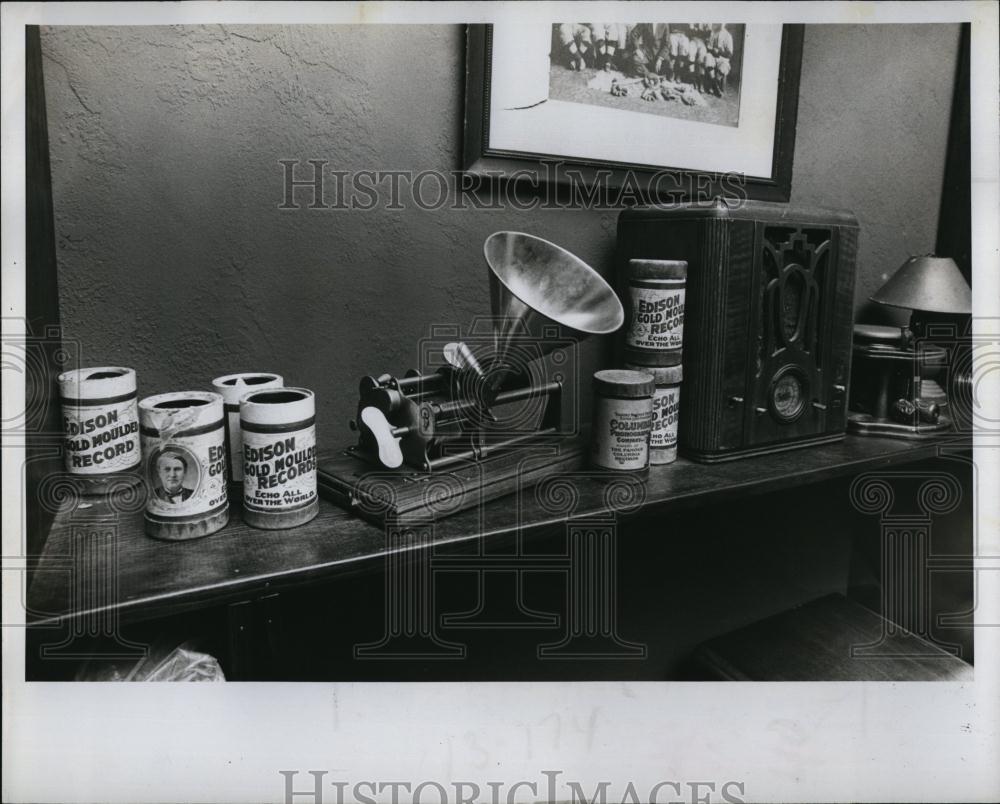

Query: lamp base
[[847, 412, 953, 440]]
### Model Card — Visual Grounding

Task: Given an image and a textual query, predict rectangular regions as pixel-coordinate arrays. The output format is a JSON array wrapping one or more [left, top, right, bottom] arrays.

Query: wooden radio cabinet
[[617, 200, 859, 462]]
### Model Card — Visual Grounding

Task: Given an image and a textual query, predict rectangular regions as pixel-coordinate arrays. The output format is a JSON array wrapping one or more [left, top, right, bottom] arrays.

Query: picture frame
[[463, 23, 804, 203]]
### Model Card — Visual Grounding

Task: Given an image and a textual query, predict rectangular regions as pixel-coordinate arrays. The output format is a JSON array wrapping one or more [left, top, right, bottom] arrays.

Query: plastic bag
[[75, 639, 226, 682]]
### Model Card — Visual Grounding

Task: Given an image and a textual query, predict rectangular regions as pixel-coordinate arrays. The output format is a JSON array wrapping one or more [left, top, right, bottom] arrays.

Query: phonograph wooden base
[[317, 438, 587, 526], [847, 412, 953, 440]]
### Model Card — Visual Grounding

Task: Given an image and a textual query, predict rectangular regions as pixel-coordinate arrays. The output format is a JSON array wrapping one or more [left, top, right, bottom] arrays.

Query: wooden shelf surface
[[26, 434, 970, 627]]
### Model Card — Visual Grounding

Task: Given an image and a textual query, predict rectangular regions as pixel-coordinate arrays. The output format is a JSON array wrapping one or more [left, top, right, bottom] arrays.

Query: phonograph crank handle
[[359, 406, 406, 468]]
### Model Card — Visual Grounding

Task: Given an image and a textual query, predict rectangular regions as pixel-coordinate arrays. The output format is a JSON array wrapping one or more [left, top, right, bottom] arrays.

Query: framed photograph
[[464, 22, 804, 202]]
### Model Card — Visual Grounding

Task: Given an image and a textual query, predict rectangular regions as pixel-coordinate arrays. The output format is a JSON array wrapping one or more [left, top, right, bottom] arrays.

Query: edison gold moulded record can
[[624, 361, 682, 465], [58, 366, 142, 494], [240, 387, 318, 530], [139, 391, 229, 540], [211, 372, 284, 485], [624, 258, 687, 367]]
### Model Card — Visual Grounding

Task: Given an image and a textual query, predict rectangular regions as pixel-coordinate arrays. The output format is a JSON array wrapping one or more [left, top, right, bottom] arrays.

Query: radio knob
[[833, 384, 846, 394], [812, 401, 828, 411], [755, 406, 767, 415], [728, 396, 745, 406]]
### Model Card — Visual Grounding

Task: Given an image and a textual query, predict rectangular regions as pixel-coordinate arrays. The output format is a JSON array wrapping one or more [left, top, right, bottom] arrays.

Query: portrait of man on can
[[152, 449, 197, 504]]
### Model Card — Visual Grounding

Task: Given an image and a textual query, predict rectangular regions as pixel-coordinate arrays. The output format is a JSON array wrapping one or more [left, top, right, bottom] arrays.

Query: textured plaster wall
[[41, 23, 960, 438], [789, 24, 961, 322]]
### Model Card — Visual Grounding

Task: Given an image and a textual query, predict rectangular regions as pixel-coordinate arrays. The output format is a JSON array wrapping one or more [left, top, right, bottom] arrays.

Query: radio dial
[[770, 369, 807, 422]]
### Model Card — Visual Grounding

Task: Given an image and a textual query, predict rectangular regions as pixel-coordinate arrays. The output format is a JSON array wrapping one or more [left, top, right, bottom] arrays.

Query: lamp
[[848, 255, 971, 439]]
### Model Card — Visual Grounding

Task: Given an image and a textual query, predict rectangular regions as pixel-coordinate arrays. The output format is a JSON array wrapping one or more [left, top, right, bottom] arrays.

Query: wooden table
[[26, 434, 970, 677]]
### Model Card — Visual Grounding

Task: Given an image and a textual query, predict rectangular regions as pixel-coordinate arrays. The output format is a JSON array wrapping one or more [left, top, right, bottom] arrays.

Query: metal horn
[[482, 231, 624, 391]]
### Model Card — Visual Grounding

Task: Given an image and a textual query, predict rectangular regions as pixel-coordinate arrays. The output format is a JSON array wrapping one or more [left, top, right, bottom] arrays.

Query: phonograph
[[317, 232, 624, 524], [848, 255, 972, 438]]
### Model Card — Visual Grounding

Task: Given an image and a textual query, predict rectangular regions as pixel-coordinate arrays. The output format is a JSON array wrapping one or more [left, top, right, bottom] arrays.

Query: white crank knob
[[360, 406, 404, 469]]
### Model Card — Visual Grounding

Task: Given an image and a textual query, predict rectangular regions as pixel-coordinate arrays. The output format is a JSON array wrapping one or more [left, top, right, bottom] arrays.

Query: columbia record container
[[58, 367, 141, 492], [211, 372, 283, 485], [240, 388, 318, 529], [590, 369, 655, 471], [139, 391, 229, 540], [624, 258, 686, 366], [625, 360, 682, 464]]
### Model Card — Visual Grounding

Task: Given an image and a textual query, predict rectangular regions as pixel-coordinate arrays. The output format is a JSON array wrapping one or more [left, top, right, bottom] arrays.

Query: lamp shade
[[870, 255, 971, 314]]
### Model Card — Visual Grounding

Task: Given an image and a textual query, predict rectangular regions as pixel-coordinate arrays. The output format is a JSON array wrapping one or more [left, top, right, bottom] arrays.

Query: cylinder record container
[[58, 366, 142, 494], [625, 360, 682, 464], [624, 258, 687, 367], [590, 369, 655, 471], [240, 387, 319, 529], [139, 391, 229, 540], [211, 372, 284, 485]]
